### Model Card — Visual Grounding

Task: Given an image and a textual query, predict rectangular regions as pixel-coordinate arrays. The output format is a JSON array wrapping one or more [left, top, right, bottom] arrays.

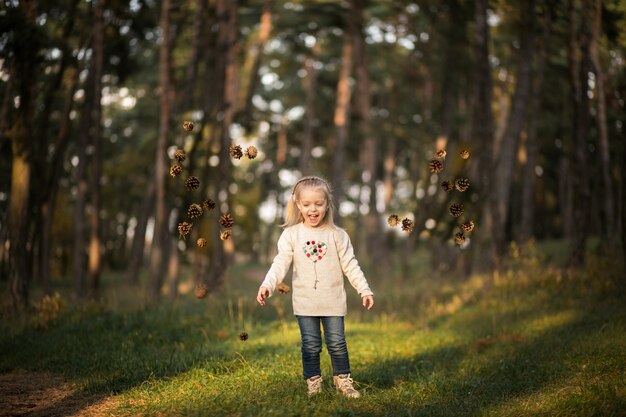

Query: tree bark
[[469, 0, 496, 272], [240, 0, 272, 130], [351, 0, 387, 265], [126, 180, 155, 285], [40, 66, 80, 295], [149, 0, 174, 301], [206, 0, 238, 292], [7, 1, 39, 310], [330, 6, 355, 219], [520, 5, 552, 242], [299, 39, 321, 176], [568, 0, 593, 267], [491, 0, 536, 255], [88, 0, 105, 297], [589, 0, 615, 239]]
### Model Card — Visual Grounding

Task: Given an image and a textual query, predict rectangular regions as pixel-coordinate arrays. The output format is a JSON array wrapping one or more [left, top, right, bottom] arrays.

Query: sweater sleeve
[[335, 229, 374, 297], [260, 229, 294, 296]]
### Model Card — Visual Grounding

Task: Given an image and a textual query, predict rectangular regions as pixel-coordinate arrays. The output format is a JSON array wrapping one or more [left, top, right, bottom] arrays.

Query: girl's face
[[296, 188, 328, 228]]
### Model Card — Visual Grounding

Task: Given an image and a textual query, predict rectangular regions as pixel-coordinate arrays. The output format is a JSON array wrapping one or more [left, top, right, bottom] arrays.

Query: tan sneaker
[[306, 375, 323, 396], [333, 374, 361, 398]]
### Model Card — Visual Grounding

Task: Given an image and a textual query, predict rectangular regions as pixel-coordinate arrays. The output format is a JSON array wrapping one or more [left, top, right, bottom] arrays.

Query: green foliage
[[1, 253, 624, 416]]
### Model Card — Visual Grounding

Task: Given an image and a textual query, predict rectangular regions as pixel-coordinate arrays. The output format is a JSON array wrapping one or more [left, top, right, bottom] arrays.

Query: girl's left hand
[[362, 295, 374, 310]]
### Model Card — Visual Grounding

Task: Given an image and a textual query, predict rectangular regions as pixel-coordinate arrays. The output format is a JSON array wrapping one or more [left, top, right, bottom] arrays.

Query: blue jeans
[[296, 316, 351, 380]]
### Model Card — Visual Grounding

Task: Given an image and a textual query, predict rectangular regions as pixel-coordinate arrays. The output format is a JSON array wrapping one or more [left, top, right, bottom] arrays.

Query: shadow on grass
[[360, 304, 622, 416]]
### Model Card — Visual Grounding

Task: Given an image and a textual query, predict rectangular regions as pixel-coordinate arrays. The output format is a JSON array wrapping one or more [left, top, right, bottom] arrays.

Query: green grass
[[1, 246, 625, 416]]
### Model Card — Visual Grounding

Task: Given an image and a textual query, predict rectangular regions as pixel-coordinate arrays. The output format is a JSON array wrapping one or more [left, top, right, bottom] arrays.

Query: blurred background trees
[[1, 0, 624, 310]]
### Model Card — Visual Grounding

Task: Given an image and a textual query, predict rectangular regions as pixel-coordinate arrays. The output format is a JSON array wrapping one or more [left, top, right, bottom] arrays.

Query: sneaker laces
[[336, 375, 356, 392], [307, 376, 322, 393]]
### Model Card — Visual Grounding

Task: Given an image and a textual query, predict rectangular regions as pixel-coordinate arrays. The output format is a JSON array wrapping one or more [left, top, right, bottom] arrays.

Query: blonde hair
[[281, 176, 336, 228]]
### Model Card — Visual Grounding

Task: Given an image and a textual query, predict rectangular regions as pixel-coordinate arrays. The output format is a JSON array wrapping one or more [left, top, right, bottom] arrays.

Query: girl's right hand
[[256, 286, 270, 306]]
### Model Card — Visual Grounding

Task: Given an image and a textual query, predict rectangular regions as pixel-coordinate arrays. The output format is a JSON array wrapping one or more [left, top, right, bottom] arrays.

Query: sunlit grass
[[1, 244, 624, 416]]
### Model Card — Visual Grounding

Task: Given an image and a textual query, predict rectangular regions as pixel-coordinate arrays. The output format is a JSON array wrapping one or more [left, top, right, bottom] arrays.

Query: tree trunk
[[520, 6, 552, 242], [469, 0, 496, 272], [126, 180, 155, 285], [330, 6, 355, 219], [299, 39, 321, 176], [149, 0, 173, 301], [589, 0, 615, 239], [240, 0, 272, 130], [40, 66, 80, 295], [351, 0, 387, 265], [7, 1, 39, 310], [88, 0, 105, 297], [568, 0, 592, 267], [207, 0, 238, 292], [491, 0, 536, 255], [72, 65, 94, 299]]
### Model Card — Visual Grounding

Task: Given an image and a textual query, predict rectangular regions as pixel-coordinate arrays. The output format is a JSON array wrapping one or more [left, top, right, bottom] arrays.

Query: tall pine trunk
[[88, 0, 105, 297], [568, 0, 592, 267], [149, 0, 173, 300], [330, 5, 354, 217], [299, 39, 321, 176], [491, 0, 536, 255], [207, 0, 238, 292], [352, 0, 387, 265], [589, 0, 615, 239], [470, 0, 496, 272]]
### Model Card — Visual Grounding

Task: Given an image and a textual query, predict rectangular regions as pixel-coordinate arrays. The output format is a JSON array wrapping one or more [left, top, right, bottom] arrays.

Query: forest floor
[[0, 370, 117, 417], [1, 248, 625, 416]]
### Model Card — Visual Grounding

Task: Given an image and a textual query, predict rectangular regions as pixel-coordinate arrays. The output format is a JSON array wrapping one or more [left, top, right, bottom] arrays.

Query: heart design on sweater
[[302, 240, 327, 263]]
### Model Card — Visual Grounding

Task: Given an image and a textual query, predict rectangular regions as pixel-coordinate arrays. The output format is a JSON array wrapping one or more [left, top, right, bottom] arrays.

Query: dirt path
[[0, 371, 119, 417]]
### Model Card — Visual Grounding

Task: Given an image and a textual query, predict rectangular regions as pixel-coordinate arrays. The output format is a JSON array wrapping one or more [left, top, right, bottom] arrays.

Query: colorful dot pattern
[[302, 240, 327, 263]]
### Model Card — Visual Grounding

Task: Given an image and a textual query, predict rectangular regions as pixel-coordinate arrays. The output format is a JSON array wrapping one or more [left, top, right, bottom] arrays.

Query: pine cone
[[454, 232, 466, 245], [460, 149, 470, 160], [277, 283, 291, 294], [449, 203, 464, 217], [183, 121, 194, 132], [219, 213, 235, 229], [174, 149, 186, 163], [202, 199, 216, 211], [194, 283, 208, 299], [170, 164, 182, 177], [401, 218, 414, 233], [220, 229, 232, 241], [185, 176, 200, 191], [245, 145, 258, 159], [429, 159, 443, 174], [178, 221, 193, 239], [229, 144, 243, 160], [196, 237, 207, 247], [461, 220, 475, 233], [455, 178, 470, 192], [188, 203, 203, 219], [387, 214, 400, 227], [239, 332, 249, 341], [435, 149, 447, 159], [441, 180, 454, 192]]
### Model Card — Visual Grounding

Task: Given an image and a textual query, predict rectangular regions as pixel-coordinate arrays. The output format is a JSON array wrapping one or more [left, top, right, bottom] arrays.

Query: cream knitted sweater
[[260, 222, 374, 316]]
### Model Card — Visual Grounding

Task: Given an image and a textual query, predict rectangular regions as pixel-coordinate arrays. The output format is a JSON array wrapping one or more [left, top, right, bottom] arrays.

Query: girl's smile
[[297, 188, 328, 228]]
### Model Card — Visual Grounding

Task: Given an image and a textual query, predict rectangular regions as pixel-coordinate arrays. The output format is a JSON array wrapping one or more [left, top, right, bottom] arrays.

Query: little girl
[[256, 176, 375, 398]]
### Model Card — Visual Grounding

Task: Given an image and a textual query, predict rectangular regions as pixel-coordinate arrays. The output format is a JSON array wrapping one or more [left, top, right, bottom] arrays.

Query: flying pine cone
[[183, 121, 194, 132], [219, 213, 235, 229], [185, 176, 200, 191], [401, 218, 415, 233], [429, 159, 443, 174], [245, 146, 258, 159], [174, 149, 186, 163], [170, 164, 182, 177], [229, 144, 243, 160], [387, 214, 400, 227], [449, 203, 464, 217], [188, 203, 203, 219]]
